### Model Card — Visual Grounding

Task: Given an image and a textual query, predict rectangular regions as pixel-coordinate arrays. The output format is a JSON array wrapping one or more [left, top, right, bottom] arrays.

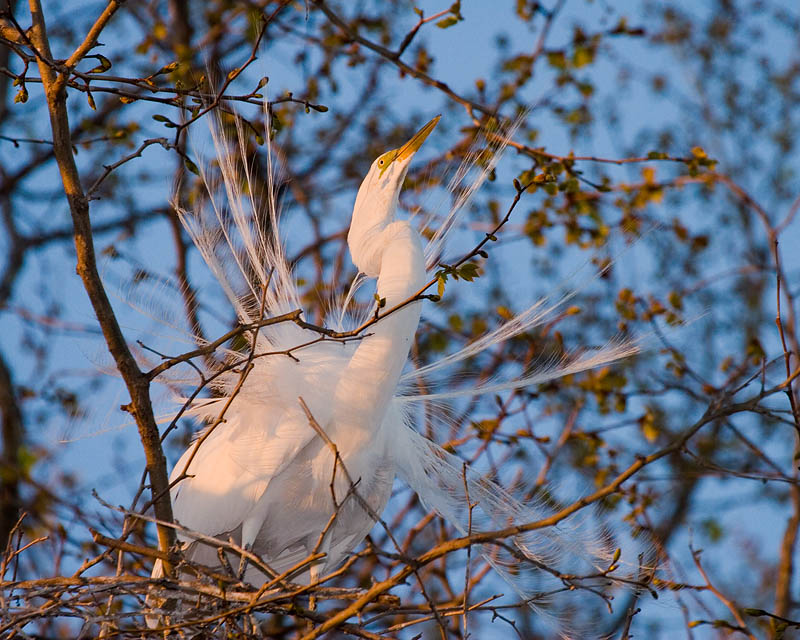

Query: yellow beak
[[395, 115, 441, 164]]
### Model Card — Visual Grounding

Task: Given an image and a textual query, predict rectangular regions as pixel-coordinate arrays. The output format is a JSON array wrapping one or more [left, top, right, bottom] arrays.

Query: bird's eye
[[379, 159, 384, 166]]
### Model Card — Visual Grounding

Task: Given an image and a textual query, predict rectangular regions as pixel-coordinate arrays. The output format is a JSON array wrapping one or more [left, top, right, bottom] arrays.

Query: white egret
[[154, 117, 438, 583], [149, 110, 642, 626]]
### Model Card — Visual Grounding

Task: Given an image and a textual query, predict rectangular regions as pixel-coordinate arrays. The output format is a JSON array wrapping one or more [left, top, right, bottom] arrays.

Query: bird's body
[[156, 119, 434, 582], [168, 392, 399, 580], [150, 111, 644, 630], [166, 217, 425, 578]]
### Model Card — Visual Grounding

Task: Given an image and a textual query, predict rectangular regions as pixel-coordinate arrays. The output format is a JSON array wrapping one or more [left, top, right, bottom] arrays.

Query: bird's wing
[[400, 241, 641, 403], [170, 402, 319, 540], [169, 343, 345, 540], [399, 336, 639, 403], [176, 104, 301, 329]]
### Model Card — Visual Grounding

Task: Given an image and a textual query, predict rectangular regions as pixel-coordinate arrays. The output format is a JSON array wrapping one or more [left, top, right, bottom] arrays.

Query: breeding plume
[[151, 111, 642, 623]]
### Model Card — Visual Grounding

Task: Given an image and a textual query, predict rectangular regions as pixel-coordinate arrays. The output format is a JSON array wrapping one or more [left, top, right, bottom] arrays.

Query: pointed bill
[[395, 115, 441, 163]]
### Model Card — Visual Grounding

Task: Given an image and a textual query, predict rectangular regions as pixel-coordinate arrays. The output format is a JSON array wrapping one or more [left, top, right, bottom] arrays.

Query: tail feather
[[396, 422, 605, 568], [395, 421, 648, 636]]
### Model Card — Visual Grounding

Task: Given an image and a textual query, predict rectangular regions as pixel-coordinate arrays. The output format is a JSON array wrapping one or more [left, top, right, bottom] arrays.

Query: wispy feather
[[151, 101, 649, 635]]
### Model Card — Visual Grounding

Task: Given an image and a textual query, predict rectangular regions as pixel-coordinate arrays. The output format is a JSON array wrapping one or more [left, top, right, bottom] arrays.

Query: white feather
[[149, 104, 646, 634]]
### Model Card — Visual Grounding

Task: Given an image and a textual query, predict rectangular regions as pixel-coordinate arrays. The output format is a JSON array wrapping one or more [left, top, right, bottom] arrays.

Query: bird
[[154, 116, 438, 585], [148, 109, 643, 628]]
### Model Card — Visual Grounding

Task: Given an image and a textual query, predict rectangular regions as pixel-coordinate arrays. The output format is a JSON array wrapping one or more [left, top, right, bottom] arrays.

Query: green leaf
[[563, 177, 579, 192], [87, 54, 112, 74], [573, 46, 594, 68], [17, 445, 39, 475], [691, 145, 707, 158], [546, 51, 567, 69], [184, 158, 200, 176], [153, 114, 177, 128], [458, 263, 480, 282], [436, 15, 459, 28], [437, 275, 446, 297], [155, 61, 179, 76], [577, 81, 594, 97]]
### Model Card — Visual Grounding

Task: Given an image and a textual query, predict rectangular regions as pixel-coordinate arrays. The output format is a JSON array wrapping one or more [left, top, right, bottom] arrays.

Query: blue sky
[[3, 0, 799, 635]]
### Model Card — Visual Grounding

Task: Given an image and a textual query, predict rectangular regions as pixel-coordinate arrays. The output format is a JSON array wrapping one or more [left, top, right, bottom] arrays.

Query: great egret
[[149, 111, 642, 626]]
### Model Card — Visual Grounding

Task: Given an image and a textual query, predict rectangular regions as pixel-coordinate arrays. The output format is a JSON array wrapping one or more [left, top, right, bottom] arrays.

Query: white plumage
[[150, 109, 642, 629]]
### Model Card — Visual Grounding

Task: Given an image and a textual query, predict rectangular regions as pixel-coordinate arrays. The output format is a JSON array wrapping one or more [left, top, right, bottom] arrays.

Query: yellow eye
[[377, 151, 396, 176]]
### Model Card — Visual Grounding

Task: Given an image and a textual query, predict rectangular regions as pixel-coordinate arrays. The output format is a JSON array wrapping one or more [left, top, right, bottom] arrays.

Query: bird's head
[[348, 116, 440, 276]]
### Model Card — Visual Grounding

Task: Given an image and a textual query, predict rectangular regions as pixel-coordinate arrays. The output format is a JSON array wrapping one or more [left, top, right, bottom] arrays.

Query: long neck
[[333, 221, 425, 435], [348, 168, 403, 277]]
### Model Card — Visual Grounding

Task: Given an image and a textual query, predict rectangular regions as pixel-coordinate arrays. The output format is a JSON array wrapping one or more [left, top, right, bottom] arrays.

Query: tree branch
[[25, 0, 176, 563]]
